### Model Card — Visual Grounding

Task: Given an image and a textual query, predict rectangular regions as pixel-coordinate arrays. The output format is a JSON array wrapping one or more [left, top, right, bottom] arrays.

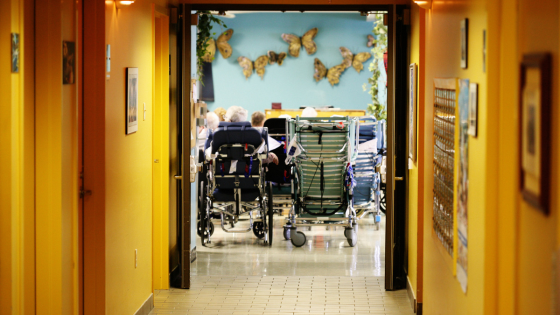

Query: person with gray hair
[[224, 106, 248, 122], [198, 112, 219, 150], [206, 112, 219, 130], [301, 107, 318, 117]]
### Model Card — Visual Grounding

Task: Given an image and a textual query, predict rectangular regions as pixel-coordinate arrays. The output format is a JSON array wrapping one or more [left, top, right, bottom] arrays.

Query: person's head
[[225, 106, 248, 122], [301, 107, 318, 117], [206, 112, 219, 130], [213, 107, 226, 122], [251, 111, 266, 127]]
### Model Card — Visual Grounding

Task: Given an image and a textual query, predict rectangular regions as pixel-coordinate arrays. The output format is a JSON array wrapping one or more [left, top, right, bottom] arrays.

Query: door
[[169, 6, 181, 288], [385, 4, 408, 291], [174, 4, 192, 289]]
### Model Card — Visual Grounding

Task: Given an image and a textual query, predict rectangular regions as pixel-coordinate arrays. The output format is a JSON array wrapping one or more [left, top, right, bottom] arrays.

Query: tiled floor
[[150, 214, 414, 315], [192, 214, 386, 277], [151, 276, 414, 314]]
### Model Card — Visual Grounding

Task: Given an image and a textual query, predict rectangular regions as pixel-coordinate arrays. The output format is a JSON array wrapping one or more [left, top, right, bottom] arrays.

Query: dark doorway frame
[[179, 3, 408, 291]]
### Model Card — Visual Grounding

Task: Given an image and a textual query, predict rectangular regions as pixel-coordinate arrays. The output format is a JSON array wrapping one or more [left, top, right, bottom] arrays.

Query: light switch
[[106, 44, 110, 72]]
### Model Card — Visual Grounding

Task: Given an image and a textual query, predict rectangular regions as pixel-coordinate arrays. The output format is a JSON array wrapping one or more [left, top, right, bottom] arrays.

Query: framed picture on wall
[[468, 83, 478, 137], [11, 33, 19, 73], [126, 68, 139, 134], [520, 53, 551, 214], [408, 63, 417, 162], [461, 19, 468, 69], [63, 41, 75, 84]]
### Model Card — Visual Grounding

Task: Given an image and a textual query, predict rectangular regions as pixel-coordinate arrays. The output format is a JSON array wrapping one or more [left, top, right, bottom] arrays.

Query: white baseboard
[[407, 276, 417, 313], [134, 293, 153, 315]]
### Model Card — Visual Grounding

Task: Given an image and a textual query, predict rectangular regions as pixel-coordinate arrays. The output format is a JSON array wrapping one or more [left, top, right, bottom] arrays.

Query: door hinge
[[403, 9, 410, 25], [79, 189, 92, 198]]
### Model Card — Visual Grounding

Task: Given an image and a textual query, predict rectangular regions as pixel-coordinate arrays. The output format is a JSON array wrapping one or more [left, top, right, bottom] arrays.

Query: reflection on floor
[[193, 214, 386, 277], [149, 214, 414, 314]]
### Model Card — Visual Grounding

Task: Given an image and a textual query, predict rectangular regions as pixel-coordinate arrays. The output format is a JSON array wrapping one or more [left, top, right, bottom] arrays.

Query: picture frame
[[482, 30, 486, 73], [63, 41, 75, 84], [461, 19, 468, 69], [468, 83, 478, 137], [519, 53, 551, 214], [408, 63, 417, 162], [11, 33, 19, 73], [126, 68, 139, 134]]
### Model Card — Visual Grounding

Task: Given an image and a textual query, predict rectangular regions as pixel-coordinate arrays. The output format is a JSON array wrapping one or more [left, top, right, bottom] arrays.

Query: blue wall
[[197, 13, 376, 116]]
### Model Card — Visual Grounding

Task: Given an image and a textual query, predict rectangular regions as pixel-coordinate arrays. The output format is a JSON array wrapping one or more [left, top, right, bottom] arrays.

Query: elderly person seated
[[301, 107, 318, 117], [213, 107, 227, 122], [251, 111, 266, 128], [197, 112, 219, 150], [224, 106, 248, 123], [205, 106, 278, 165]]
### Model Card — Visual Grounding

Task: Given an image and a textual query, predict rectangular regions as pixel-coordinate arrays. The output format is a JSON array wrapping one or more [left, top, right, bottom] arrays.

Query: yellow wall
[[105, 1, 158, 313], [2, 0, 79, 314], [516, 1, 558, 313], [511, 0, 558, 313], [406, 3, 422, 307], [0, 0, 23, 313], [420, 0, 488, 313], [35, 0, 81, 313], [484, 0, 559, 314], [0, 0, 82, 313]]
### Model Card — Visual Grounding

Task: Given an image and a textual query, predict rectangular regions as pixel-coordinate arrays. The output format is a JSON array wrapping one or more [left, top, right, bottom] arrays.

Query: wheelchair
[[199, 121, 274, 246], [353, 117, 383, 230], [283, 116, 361, 247], [263, 118, 292, 215]]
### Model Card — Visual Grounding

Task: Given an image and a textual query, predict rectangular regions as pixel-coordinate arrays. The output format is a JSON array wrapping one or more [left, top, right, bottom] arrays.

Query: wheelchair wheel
[[252, 222, 265, 239], [283, 227, 291, 240], [283, 222, 292, 240], [343, 223, 358, 239], [345, 227, 357, 247], [267, 182, 274, 246], [379, 186, 386, 214], [197, 220, 214, 238], [200, 197, 213, 244], [290, 231, 306, 247]]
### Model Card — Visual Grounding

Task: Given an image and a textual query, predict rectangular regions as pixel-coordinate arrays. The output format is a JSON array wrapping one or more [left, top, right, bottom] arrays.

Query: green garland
[[196, 11, 227, 82], [362, 14, 388, 120]]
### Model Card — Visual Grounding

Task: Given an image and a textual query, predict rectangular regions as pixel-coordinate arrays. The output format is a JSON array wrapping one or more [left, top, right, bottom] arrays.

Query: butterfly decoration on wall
[[367, 34, 376, 47], [313, 58, 346, 86], [281, 28, 318, 58], [267, 51, 287, 65], [339, 47, 372, 73], [237, 55, 270, 80], [202, 29, 234, 63]]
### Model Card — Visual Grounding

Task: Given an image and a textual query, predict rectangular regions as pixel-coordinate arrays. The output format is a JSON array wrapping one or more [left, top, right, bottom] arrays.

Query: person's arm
[[262, 152, 279, 165]]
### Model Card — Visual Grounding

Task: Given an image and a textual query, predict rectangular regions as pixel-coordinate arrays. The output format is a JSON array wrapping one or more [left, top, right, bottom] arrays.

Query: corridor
[[3, 0, 559, 314]]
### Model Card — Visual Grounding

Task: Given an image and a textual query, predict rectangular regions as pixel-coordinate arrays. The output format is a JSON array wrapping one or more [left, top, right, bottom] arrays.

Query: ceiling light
[[414, 0, 432, 9], [110, 0, 134, 10]]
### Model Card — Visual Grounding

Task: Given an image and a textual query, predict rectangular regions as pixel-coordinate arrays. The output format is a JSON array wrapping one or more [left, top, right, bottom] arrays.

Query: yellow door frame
[[152, 5, 170, 290]]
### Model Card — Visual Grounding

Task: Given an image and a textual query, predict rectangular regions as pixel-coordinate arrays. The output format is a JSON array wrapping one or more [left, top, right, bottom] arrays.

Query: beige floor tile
[[149, 216, 417, 315]]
